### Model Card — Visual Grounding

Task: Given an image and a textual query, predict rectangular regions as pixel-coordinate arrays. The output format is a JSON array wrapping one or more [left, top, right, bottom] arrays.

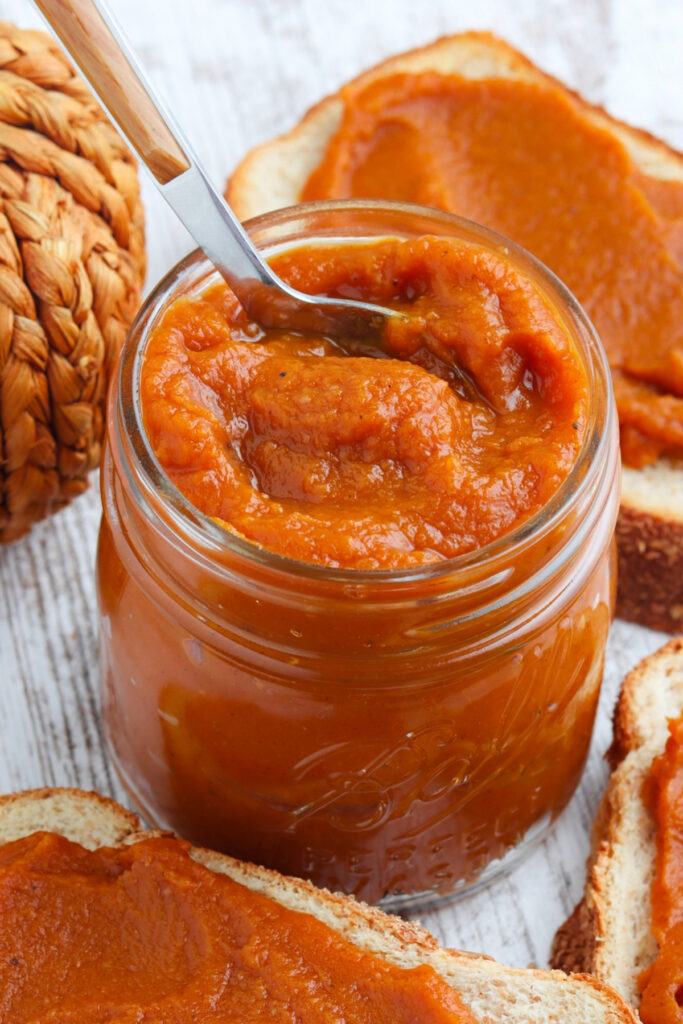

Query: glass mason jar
[[97, 201, 619, 908]]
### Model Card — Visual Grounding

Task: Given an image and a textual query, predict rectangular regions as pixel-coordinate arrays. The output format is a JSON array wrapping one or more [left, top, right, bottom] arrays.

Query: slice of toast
[[226, 31, 683, 634], [551, 637, 683, 1010], [0, 787, 636, 1023]]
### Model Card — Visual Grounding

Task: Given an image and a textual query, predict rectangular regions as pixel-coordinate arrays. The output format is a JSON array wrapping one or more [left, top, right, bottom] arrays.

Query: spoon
[[34, 0, 397, 338]]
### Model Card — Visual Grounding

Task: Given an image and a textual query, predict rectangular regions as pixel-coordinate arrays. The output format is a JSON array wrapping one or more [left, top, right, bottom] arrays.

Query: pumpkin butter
[[301, 72, 683, 466], [0, 832, 477, 1023], [141, 236, 587, 568], [639, 715, 683, 1024], [99, 205, 618, 903]]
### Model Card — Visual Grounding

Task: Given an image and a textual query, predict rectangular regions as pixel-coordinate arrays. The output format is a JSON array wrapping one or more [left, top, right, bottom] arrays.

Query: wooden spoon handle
[[34, 0, 190, 183]]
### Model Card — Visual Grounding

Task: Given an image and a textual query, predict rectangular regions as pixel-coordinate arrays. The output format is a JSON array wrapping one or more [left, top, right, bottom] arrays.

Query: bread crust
[[0, 786, 141, 848], [618, 468, 683, 633], [551, 639, 683, 1009], [550, 899, 599, 977], [0, 786, 637, 1023], [227, 32, 683, 634], [615, 505, 683, 633]]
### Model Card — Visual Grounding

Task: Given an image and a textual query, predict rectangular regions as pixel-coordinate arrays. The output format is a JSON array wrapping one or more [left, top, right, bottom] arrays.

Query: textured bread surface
[[227, 31, 683, 633], [617, 464, 683, 632], [551, 638, 683, 1009], [0, 786, 637, 1023]]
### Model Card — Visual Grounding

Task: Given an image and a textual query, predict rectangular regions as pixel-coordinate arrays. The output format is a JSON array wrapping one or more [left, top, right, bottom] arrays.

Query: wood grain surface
[[1, 0, 681, 971]]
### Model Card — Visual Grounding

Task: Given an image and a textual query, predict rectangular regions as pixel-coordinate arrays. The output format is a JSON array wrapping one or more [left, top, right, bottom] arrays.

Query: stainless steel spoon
[[35, 0, 397, 338]]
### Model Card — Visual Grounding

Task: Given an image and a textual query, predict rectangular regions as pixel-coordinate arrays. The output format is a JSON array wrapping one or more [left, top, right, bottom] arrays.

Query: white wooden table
[[1, 0, 681, 970]]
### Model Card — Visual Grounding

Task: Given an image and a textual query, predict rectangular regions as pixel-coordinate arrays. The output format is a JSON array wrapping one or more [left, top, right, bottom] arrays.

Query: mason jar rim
[[114, 198, 616, 588]]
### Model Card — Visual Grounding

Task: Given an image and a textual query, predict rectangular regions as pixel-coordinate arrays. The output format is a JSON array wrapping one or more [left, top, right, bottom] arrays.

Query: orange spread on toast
[[301, 71, 683, 466], [640, 714, 683, 1023], [0, 831, 477, 1023]]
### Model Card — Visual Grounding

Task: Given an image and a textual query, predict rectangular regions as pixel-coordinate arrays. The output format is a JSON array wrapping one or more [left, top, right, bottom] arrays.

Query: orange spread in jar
[[300, 72, 683, 467], [639, 714, 683, 1023], [141, 236, 587, 569], [0, 831, 477, 1024]]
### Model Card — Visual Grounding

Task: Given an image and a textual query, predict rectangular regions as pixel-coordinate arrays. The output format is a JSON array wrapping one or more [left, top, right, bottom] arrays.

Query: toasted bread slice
[[0, 787, 636, 1023], [551, 637, 683, 1010], [226, 31, 683, 634]]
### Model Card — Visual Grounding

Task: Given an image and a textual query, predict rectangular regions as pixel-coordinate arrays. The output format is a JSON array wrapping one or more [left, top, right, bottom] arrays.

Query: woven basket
[[0, 21, 145, 543]]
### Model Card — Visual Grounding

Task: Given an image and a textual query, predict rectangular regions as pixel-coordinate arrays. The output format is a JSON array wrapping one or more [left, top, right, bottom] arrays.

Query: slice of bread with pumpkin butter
[[226, 31, 683, 634], [0, 788, 635, 1023], [551, 638, 683, 1022]]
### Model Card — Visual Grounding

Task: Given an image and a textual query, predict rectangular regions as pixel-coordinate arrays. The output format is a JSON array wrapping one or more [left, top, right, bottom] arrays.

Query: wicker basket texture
[[0, 22, 145, 542]]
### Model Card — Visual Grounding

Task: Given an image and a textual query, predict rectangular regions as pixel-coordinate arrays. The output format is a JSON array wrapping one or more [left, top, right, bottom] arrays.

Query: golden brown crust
[[0, 785, 137, 822], [550, 746, 631, 983], [550, 899, 598, 976], [616, 507, 683, 634], [549, 768, 619, 983], [0, 786, 142, 847]]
